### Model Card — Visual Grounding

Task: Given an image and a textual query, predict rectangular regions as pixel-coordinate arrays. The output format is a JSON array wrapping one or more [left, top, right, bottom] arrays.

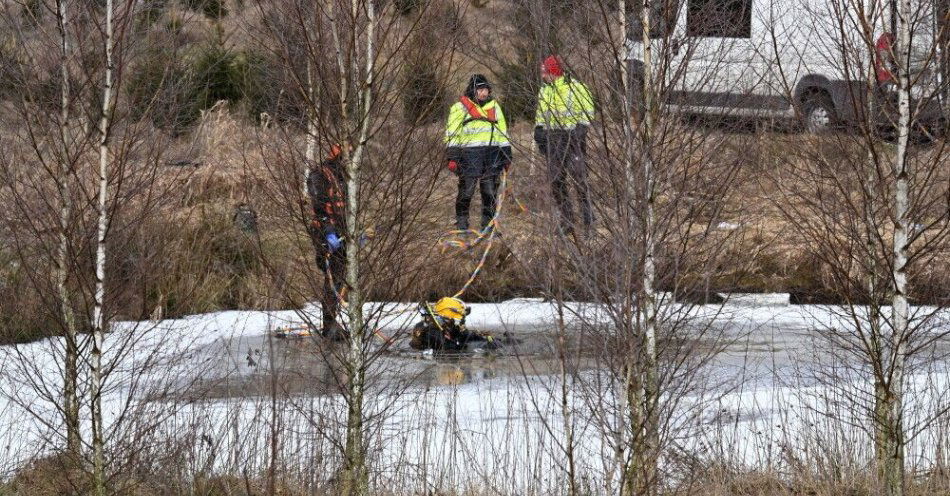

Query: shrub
[[188, 43, 244, 110], [402, 52, 449, 126], [394, 0, 427, 16], [136, 0, 167, 29], [494, 54, 540, 125], [429, 0, 466, 37], [233, 49, 303, 125], [118, 208, 305, 319], [0, 42, 23, 100], [182, 0, 227, 19], [127, 41, 272, 132], [21, 0, 44, 24], [126, 47, 190, 131], [0, 253, 59, 345], [164, 14, 184, 34], [6, 452, 90, 495]]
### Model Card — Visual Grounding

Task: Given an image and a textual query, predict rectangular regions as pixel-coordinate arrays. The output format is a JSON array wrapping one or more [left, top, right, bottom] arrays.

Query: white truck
[[626, 0, 949, 133]]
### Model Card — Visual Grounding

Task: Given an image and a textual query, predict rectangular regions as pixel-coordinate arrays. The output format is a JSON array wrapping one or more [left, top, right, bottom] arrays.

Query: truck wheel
[[802, 92, 838, 134]]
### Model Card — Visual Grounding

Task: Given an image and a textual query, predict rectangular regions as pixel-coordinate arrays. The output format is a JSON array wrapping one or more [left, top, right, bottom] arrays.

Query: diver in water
[[409, 297, 496, 352]]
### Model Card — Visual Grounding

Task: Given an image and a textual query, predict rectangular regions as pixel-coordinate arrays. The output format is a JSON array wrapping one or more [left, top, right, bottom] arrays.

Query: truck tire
[[802, 91, 838, 134]]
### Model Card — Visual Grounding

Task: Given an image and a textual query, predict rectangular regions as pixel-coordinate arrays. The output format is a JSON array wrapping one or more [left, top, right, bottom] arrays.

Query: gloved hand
[[326, 231, 343, 252], [447, 160, 459, 174], [503, 161, 511, 172], [533, 126, 547, 155]]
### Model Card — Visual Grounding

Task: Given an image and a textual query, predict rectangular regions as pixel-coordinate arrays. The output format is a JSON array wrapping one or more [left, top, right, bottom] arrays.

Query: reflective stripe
[[444, 99, 510, 147], [449, 127, 495, 136], [452, 140, 511, 147]]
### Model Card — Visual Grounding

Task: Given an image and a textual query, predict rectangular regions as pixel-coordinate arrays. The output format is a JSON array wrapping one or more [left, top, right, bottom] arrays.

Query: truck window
[[686, 0, 752, 38], [629, 0, 680, 39]]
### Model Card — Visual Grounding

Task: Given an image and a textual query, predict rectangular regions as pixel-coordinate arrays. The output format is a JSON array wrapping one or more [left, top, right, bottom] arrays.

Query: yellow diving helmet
[[433, 297, 469, 322]]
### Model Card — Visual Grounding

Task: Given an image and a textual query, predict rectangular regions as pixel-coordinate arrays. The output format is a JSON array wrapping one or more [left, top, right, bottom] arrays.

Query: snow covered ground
[[1, 296, 948, 492]]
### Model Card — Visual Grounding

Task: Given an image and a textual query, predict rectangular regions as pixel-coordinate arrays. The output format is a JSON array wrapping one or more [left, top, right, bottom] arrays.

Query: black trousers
[[545, 128, 593, 230], [455, 174, 500, 231], [317, 248, 346, 331]]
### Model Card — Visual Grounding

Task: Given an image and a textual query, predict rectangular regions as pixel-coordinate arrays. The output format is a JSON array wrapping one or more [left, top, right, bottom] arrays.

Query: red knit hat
[[542, 55, 563, 77]]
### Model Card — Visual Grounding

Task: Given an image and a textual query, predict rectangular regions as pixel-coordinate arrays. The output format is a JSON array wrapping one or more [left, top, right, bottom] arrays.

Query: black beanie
[[464, 74, 492, 99]]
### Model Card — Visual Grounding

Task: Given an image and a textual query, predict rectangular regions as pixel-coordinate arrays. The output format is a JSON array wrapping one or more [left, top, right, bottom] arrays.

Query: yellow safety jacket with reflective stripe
[[535, 76, 595, 130], [444, 98, 510, 148]]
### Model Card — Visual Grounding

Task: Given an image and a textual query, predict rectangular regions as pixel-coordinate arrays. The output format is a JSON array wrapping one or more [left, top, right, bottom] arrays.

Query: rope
[[296, 166, 524, 344], [438, 169, 524, 253], [448, 169, 511, 299]]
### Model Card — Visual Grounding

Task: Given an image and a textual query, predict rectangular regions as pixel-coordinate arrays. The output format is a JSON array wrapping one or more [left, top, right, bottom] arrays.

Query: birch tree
[[885, 0, 913, 492], [2, 0, 207, 490], [763, 0, 950, 493], [54, 0, 83, 458], [506, 0, 755, 493], [244, 0, 462, 491], [336, 0, 375, 488], [0, 0, 95, 463], [89, 0, 114, 488], [630, 1, 659, 491]]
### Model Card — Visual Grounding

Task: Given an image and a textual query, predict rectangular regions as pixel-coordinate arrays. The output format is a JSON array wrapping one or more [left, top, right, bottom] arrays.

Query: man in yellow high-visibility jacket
[[534, 55, 595, 235], [444, 74, 512, 232]]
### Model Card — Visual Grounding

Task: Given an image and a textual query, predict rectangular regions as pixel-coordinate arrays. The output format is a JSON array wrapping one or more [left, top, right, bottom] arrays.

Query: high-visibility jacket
[[535, 76, 595, 130], [444, 97, 511, 148]]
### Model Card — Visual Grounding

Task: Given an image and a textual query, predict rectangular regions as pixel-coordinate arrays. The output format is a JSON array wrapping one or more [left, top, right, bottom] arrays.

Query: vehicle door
[[750, 0, 835, 112], [626, 0, 681, 100], [670, 0, 755, 110]]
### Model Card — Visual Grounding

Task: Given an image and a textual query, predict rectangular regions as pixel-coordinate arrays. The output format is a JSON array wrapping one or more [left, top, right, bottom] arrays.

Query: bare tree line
[[0, 0, 948, 495]]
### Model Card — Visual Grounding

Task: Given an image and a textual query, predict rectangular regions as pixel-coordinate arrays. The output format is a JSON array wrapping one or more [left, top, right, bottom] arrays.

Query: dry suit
[[307, 148, 347, 336]]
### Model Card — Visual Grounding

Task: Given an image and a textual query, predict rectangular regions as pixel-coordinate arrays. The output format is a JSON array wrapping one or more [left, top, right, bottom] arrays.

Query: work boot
[[320, 323, 349, 342], [455, 216, 469, 232]]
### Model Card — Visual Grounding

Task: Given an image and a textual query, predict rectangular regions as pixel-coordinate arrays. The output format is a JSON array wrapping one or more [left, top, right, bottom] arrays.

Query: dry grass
[[2, 0, 948, 340], [6, 451, 950, 496], [677, 466, 950, 496]]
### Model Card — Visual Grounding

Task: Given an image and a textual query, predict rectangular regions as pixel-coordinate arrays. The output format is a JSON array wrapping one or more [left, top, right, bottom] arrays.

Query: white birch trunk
[[304, 60, 317, 195], [887, 0, 911, 494], [55, 0, 81, 458], [621, 2, 659, 494], [340, 0, 375, 493], [615, 1, 633, 486], [638, 1, 659, 494], [859, 2, 893, 479], [91, 0, 114, 491], [638, 0, 659, 412]]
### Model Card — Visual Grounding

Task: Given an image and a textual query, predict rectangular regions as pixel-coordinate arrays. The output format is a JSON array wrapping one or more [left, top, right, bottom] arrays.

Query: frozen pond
[[184, 295, 950, 401], [2, 296, 949, 491], [189, 321, 604, 398]]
